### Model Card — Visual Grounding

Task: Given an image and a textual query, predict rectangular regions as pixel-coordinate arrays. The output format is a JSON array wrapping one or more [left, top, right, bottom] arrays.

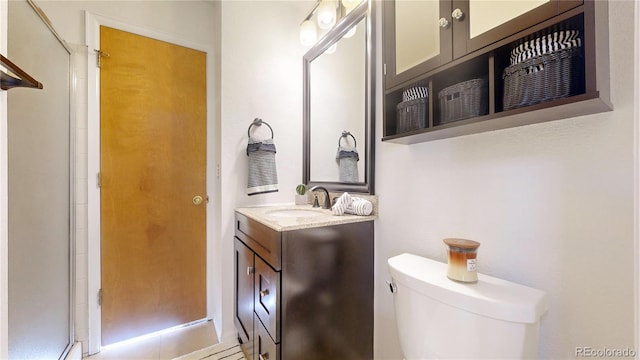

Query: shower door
[[7, 1, 74, 359]]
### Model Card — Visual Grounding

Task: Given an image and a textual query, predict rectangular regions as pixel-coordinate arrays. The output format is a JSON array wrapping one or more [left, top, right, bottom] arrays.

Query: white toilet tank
[[388, 253, 549, 359]]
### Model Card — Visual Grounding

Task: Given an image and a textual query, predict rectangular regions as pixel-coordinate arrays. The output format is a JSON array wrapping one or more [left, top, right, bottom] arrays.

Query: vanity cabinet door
[[254, 256, 280, 343], [234, 238, 255, 353], [383, 0, 452, 89], [255, 314, 280, 360]]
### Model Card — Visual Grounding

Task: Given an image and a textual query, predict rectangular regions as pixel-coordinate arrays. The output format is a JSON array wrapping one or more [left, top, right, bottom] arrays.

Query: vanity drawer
[[254, 256, 280, 342], [236, 213, 281, 270], [255, 313, 280, 360]]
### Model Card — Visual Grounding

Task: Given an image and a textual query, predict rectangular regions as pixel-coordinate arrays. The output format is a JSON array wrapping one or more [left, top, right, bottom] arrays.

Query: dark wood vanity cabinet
[[383, 0, 610, 144], [234, 212, 374, 360]]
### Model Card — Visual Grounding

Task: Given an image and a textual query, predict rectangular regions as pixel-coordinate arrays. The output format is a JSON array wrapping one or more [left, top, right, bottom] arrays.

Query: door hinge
[[98, 289, 102, 306], [96, 172, 101, 188], [94, 49, 110, 68], [383, 63, 387, 75]]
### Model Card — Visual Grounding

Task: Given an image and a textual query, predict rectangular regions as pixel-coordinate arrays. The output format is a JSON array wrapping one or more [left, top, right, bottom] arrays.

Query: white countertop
[[235, 204, 377, 231]]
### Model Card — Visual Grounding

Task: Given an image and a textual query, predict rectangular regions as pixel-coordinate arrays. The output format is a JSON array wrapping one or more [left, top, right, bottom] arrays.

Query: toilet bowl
[[388, 253, 549, 359]]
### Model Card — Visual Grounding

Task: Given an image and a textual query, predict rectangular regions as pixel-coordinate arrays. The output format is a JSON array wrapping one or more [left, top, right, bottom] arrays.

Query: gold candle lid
[[443, 238, 480, 250]]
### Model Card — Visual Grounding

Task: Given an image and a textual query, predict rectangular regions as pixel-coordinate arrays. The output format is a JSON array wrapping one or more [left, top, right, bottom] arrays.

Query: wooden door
[[99, 26, 207, 346]]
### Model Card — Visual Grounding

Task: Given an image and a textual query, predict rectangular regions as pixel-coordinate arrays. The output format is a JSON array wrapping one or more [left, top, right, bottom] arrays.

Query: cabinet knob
[[452, 8, 464, 21], [246, 266, 254, 276], [438, 17, 450, 29], [438, 18, 449, 29], [260, 289, 270, 297]]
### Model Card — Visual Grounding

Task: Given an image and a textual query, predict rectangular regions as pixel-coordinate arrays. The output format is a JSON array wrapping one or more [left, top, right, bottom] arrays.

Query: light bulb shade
[[341, 0, 362, 10], [317, 0, 337, 30], [343, 25, 357, 38], [325, 43, 337, 54], [300, 20, 317, 46]]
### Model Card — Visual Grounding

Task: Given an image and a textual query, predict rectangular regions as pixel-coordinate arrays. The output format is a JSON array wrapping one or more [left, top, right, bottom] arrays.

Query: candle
[[443, 238, 480, 283]]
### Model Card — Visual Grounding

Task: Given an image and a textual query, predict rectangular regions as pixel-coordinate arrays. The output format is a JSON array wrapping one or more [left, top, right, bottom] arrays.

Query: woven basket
[[402, 86, 428, 102], [396, 97, 428, 134], [503, 46, 583, 111], [509, 30, 581, 65], [438, 78, 488, 124]]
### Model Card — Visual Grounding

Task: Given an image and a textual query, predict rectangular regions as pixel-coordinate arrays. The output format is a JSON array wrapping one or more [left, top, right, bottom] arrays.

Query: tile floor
[[85, 320, 218, 360]]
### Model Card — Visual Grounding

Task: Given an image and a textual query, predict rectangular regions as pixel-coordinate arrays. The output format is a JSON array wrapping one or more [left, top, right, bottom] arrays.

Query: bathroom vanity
[[234, 205, 375, 360]]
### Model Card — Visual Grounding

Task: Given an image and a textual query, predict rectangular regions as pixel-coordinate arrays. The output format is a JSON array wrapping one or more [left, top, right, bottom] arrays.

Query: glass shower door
[[7, 1, 73, 359]]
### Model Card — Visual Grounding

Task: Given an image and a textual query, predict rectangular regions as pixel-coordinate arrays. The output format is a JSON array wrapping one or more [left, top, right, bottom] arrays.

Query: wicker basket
[[503, 46, 583, 111], [396, 97, 428, 134], [438, 78, 488, 124], [402, 86, 428, 102], [509, 30, 581, 65]]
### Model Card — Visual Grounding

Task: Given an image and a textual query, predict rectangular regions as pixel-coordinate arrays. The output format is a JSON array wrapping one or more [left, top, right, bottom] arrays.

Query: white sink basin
[[266, 208, 325, 218]]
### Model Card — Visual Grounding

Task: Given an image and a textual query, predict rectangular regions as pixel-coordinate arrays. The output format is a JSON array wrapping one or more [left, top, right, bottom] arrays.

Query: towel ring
[[247, 118, 274, 139], [338, 131, 357, 147]]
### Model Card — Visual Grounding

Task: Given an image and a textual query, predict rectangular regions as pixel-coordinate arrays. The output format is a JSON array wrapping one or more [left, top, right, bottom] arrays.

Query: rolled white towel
[[332, 192, 352, 216], [344, 197, 373, 216]]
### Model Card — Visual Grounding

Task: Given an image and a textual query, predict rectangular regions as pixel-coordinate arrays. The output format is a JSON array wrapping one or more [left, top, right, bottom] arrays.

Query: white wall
[[219, 0, 313, 341], [37, 1, 217, 47], [374, 1, 636, 359]]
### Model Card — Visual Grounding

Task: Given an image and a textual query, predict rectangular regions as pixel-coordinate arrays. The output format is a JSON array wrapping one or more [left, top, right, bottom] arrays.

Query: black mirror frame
[[302, 0, 375, 194]]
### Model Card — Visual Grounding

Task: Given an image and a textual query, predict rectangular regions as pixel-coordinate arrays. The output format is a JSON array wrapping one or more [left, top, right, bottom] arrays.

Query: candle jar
[[443, 238, 480, 283]]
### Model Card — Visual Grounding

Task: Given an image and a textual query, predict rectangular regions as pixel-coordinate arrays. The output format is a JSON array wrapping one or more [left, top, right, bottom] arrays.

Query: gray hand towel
[[336, 145, 359, 183], [247, 137, 278, 195]]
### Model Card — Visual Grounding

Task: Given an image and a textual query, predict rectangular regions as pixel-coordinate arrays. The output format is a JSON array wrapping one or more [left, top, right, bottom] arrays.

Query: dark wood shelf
[[383, 91, 609, 144]]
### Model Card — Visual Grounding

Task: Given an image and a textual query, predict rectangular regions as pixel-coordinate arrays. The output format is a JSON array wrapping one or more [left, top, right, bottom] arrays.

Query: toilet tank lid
[[388, 253, 549, 324]]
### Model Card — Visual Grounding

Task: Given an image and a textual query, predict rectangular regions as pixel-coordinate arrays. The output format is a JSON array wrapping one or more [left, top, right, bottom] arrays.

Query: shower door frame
[[1, 0, 75, 359]]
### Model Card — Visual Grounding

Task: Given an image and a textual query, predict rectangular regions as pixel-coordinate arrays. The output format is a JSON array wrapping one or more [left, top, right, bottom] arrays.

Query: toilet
[[388, 253, 549, 359]]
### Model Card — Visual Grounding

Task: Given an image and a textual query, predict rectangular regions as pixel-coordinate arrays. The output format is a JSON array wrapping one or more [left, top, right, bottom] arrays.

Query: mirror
[[469, 0, 550, 39], [394, 0, 440, 75], [303, 0, 375, 194]]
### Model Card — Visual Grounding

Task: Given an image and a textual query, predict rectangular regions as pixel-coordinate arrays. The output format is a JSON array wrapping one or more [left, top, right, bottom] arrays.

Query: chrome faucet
[[309, 186, 331, 209]]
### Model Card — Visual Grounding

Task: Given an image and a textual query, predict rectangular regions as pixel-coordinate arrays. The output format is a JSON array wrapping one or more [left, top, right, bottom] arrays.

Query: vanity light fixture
[[300, 19, 318, 46], [325, 43, 338, 54], [300, 0, 359, 47], [299, 0, 321, 47], [341, 0, 361, 11], [316, 0, 339, 29], [317, 0, 337, 29], [343, 25, 357, 38], [341, 0, 362, 37]]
